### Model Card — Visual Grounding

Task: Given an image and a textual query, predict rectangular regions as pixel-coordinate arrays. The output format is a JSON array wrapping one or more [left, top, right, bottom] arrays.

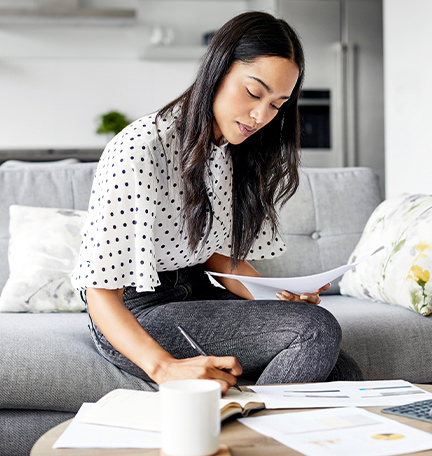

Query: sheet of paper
[[80, 387, 260, 432], [53, 403, 161, 449], [80, 388, 161, 431], [250, 380, 432, 409], [239, 406, 432, 456], [208, 246, 384, 298]]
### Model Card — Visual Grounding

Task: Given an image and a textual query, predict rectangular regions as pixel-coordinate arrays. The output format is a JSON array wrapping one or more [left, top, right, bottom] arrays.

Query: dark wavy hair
[[157, 11, 305, 267]]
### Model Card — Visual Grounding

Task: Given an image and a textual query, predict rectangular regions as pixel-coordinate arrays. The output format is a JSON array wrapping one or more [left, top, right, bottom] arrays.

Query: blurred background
[[0, 0, 430, 197]]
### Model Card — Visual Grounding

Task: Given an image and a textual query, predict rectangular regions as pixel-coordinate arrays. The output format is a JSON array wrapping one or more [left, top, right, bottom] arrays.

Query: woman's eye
[[246, 88, 260, 99], [271, 104, 282, 111]]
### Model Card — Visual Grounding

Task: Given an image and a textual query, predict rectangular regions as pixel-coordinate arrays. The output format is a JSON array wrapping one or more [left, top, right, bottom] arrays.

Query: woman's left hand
[[276, 283, 331, 305]]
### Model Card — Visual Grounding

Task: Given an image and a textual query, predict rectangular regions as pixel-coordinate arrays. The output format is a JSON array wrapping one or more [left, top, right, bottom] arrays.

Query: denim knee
[[303, 304, 342, 354]]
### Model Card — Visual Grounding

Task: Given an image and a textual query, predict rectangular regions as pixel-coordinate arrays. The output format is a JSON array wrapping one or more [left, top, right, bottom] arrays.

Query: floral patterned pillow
[[0, 205, 86, 312], [340, 194, 432, 315]]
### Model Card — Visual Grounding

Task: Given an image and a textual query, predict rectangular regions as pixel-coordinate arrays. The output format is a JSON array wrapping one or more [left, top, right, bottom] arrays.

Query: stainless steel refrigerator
[[277, 0, 385, 191]]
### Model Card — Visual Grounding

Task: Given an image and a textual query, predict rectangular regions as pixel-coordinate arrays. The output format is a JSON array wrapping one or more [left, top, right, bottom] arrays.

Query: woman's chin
[[222, 134, 248, 146]]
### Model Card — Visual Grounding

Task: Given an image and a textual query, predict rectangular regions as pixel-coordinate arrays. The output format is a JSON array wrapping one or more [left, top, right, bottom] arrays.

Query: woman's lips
[[237, 122, 257, 137]]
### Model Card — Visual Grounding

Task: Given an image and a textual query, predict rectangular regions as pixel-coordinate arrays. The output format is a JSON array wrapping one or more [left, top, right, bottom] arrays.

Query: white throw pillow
[[340, 194, 432, 316], [0, 205, 87, 312]]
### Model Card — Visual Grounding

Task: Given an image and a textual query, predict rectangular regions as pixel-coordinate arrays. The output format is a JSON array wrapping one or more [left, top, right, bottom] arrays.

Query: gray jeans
[[87, 264, 362, 385]]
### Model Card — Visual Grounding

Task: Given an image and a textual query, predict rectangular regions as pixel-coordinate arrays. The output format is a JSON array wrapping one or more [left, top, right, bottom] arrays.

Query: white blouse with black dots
[[71, 110, 287, 292]]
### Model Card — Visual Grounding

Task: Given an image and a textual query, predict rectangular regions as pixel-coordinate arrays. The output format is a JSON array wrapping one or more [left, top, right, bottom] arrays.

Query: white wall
[[384, 0, 432, 197], [0, 59, 198, 149], [0, 0, 247, 151]]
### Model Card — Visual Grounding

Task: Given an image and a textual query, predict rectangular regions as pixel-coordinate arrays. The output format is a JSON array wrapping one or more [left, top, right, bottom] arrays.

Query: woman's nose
[[251, 106, 270, 126]]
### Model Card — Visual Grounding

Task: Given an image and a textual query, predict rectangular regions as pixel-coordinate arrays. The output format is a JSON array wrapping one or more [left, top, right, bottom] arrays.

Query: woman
[[72, 11, 362, 393]]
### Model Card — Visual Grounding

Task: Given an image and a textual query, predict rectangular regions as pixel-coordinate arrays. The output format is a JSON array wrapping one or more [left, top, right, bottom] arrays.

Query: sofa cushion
[[0, 205, 86, 312], [0, 313, 156, 412], [252, 167, 382, 293], [0, 162, 98, 291], [340, 194, 432, 315], [0, 410, 75, 456], [321, 295, 432, 383], [0, 165, 382, 295]]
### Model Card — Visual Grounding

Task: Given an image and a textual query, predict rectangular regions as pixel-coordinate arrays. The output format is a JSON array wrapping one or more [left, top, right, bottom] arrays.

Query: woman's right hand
[[86, 288, 242, 394], [154, 354, 242, 394]]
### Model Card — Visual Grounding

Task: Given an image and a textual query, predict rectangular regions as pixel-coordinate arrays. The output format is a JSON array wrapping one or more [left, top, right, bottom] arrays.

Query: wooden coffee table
[[31, 385, 432, 456]]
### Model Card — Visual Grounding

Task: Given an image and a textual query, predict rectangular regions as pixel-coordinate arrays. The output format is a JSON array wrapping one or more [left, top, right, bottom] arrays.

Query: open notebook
[[80, 387, 264, 432]]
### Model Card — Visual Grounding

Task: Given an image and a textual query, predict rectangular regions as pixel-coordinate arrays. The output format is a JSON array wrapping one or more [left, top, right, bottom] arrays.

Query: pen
[[177, 325, 242, 392]]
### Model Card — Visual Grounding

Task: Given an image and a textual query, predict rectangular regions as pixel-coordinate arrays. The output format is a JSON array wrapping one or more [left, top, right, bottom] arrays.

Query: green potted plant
[[96, 111, 131, 138]]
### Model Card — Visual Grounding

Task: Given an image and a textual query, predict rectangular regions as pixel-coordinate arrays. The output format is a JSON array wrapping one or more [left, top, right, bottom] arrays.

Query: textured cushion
[[321, 295, 432, 383], [0, 410, 75, 456], [340, 194, 432, 315], [0, 165, 381, 294], [0, 205, 86, 312], [0, 313, 156, 411], [252, 167, 382, 293], [0, 162, 98, 291]]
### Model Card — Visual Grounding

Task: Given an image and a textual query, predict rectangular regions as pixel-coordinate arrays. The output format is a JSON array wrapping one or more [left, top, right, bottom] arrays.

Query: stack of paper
[[239, 407, 432, 456], [249, 380, 432, 409], [53, 379, 432, 455], [53, 403, 161, 449], [53, 387, 263, 449], [208, 247, 384, 298]]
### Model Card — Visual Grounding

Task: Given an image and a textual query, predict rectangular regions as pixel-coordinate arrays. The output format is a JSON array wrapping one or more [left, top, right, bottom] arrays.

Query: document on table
[[249, 380, 432, 409], [208, 246, 384, 298], [239, 406, 432, 456], [80, 388, 161, 431], [53, 403, 161, 449]]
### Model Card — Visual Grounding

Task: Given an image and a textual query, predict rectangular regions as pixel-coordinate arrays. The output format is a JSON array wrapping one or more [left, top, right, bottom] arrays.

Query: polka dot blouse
[[71, 110, 286, 292]]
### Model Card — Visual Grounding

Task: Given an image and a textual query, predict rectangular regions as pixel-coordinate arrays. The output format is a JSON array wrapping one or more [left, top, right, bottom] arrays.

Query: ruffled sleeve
[[72, 137, 161, 292]]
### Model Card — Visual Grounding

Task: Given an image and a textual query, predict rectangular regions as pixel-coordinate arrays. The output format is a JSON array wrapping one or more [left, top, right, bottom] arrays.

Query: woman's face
[[212, 56, 299, 145]]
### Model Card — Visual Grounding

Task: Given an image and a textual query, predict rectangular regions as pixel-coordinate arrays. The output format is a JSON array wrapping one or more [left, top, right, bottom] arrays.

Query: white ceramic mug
[[160, 379, 221, 456]]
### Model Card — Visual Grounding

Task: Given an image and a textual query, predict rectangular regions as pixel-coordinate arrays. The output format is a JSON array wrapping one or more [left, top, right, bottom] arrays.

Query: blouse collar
[[213, 137, 229, 158]]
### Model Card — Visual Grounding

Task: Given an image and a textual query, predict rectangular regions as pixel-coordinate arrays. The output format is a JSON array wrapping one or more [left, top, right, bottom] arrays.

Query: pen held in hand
[[177, 325, 242, 392]]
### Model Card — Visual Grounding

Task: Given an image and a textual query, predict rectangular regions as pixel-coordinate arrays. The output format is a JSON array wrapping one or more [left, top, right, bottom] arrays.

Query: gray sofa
[[1, 163, 431, 456]]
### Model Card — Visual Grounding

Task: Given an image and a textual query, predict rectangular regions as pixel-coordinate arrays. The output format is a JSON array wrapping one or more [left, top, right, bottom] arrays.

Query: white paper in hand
[[208, 246, 384, 299]]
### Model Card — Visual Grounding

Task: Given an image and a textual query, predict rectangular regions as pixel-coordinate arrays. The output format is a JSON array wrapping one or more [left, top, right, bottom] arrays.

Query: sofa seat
[[3, 297, 430, 417], [3, 163, 429, 456], [322, 295, 432, 383], [0, 313, 156, 413]]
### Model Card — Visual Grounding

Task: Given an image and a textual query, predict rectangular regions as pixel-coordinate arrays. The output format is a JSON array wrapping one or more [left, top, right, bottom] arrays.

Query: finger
[[299, 293, 321, 305], [179, 357, 238, 389], [190, 363, 232, 395], [316, 282, 331, 293], [276, 290, 322, 305], [276, 290, 301, 301], [215, 379, 232, 395], [203, 362, 240, 392], [200, 356, 242, 386], [210, 355, 243, 376], [209, 368, 238, 389]]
